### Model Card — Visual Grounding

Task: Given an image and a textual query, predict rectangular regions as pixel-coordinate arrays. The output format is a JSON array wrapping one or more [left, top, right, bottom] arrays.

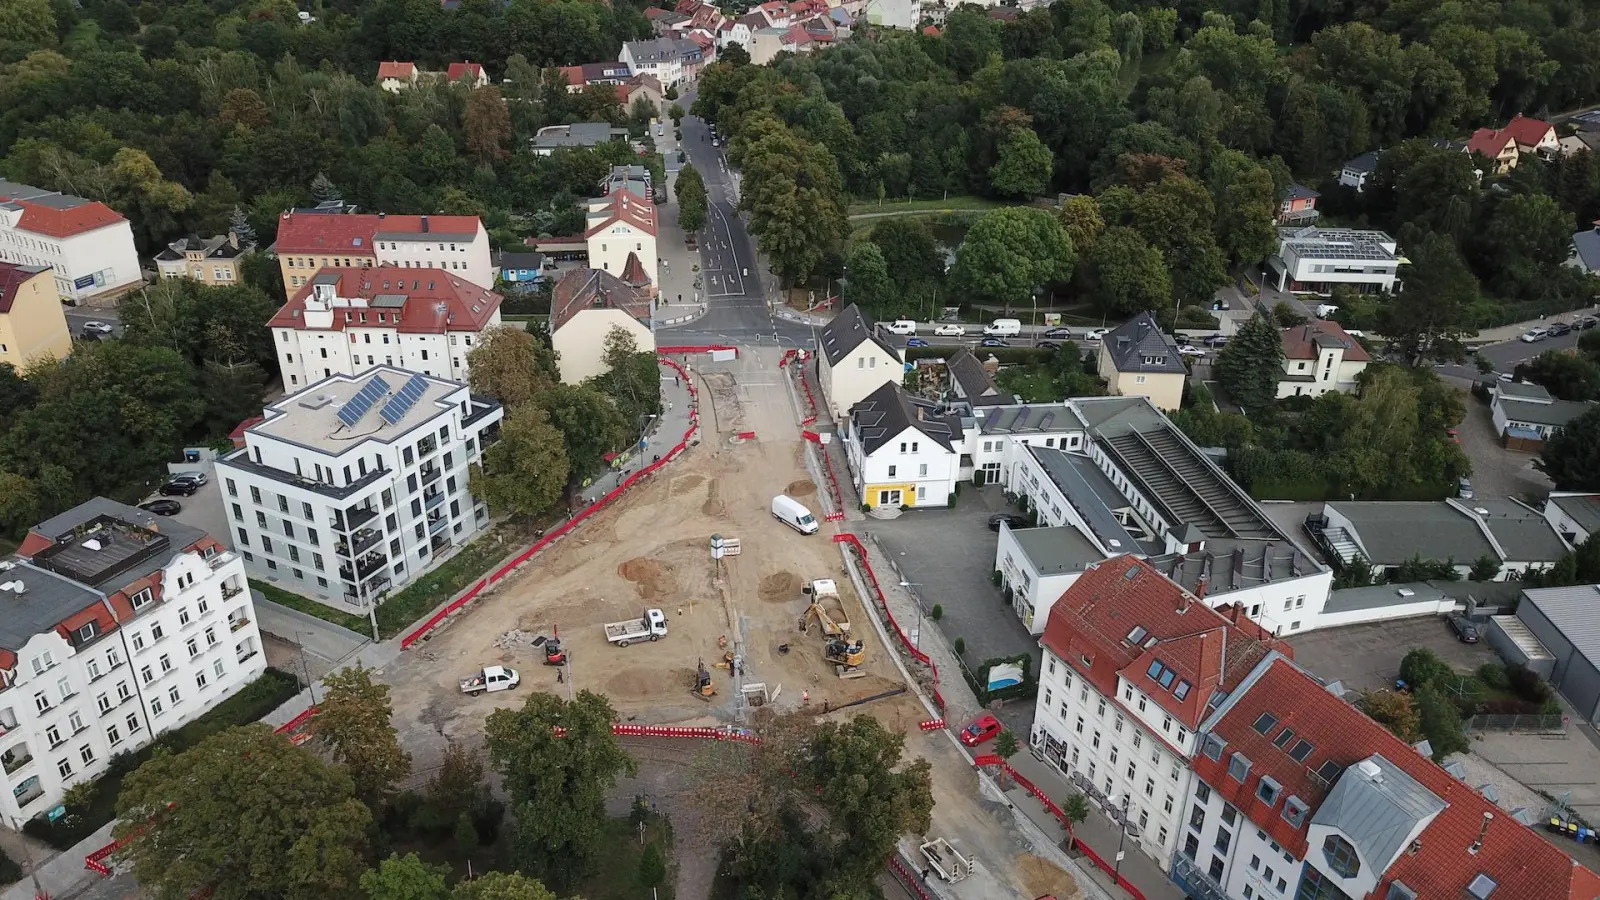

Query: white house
[[1276, 320, 1370, 399], [816, 304, 905, 420], [965, 401, 1087, 487], [0, 498, 264, 828], [1490, 379, 1595, 442], [585, 190, 657, 288], [1267, 227, 1402, 295], [0, 179, 143, 305], [842, 382, 962, 509], [1031, 556, 1287, 872], [550, 268, 655, 384], [1337, 151, 1380, 192], [444, 62, 490, 88], [1543, 492, 1600, 546], [268, 268, 502, 391], [619, 38, 702, 86], [216, 368, 503, 614], [377, 61, 419, 92], [994, 523, 1099, 633]]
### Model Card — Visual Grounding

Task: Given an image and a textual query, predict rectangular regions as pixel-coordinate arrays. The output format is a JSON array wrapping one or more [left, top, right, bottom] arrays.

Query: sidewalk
[[1006, 752, 1187, 900]]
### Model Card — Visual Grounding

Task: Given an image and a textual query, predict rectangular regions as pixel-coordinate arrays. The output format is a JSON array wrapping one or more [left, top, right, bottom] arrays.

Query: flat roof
[[1006, 524, 1104, 575], [252, 366, 464, 455], [1149, 537, 1322, 597], [977, 402, 1085, 435], [1328, 501, 1496, 565], [1028, 446, 1154, 556], [28, 497, 207, 592], [1474, 499, 1567, 562], [1323, 582, 1451, 615], [1549, 493, 1600, 536]]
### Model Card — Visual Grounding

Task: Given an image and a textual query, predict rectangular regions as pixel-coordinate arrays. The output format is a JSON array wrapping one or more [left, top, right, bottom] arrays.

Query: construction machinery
[[692, 659, 717, 700], [824, 638, 866, 679], [798, 579, 851, 637], [542, 637, 567, 666]]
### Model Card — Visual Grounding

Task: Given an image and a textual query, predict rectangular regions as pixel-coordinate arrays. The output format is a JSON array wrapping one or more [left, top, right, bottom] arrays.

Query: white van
[[885, 319, 918, 336], [983, 318, 1022, 337], [772, 495, 819, 534]]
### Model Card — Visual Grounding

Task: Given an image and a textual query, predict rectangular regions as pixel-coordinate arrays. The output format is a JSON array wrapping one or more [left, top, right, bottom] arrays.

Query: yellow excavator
[[692, 658, 717, 700], [824, 638, 866, 678], [798, 579, 851, 637]]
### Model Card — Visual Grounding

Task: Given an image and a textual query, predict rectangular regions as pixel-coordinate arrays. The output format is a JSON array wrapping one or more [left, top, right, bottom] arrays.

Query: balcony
[[1172, 853, 1229, 900], [427, 515, 449, 535], [222, 583, 244, 601], [418, 437, 438, 457], [339, 506, 378, 532], [339, 553, 387, 583], [229, 615, 252, 633], [420, 465, 442, 485], [424, 491, 444, 511], [13, 777, 43, 808], [205, 550, 239, 571], [336, 528, 382, 558], [2, 747, 32, 776]]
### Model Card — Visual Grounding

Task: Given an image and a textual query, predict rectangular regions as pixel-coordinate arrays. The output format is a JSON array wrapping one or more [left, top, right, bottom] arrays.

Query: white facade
[[1030, 653, 1198, 869], [552, 310, 655, 384], [0, 549, 263, 828], [818, 344, 902, 420], [719, 21, 753, 47], [373, 226, 493, 290], [586, 200, 657, 285], [0, 206, 142, 305], [1269, 228, 1401, 296], [1275, 346, 1368, 399], [216, 368, 503, 614], [1544, 493, 1600, 545], [843, 424, 961, 509], [994, 524, 1087, 634], [1173, 775, 1306, 900]]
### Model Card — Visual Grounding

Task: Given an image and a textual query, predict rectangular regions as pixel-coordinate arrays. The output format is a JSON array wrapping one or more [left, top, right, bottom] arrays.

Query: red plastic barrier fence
[[887, 855, 933, 900], [918, 718, 946, 731], [801, 415, 817, 426], [779, 349, 798, 368], [801, 430, 820, 443], [273, 705, 319, 736], [970, 755, 1150, 900], [401, 357, 700, 650], [736, 431, 757, 440], [657, 345, 739, 357], [832, 534, 946, 715]]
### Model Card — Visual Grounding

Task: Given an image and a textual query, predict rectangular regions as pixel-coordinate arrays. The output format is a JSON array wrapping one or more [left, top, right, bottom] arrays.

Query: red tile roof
[[585, 190, 657, 238], [378, 61, 416, 79], [551, 267, 652, 332], [1280, 320, 1371, 362], [1467, 127, 1516, 158], [268, 267, 501, 334], [1503, 114, 1556, 149], [0, 192, 126, 239], [446, 61, 484, 81], [1195, 658, 1600, 900], [1040, 557, 1289, 734], [0, 263, 46, 314], [921, 24, 940, 35], [275, 212, 481, 254]]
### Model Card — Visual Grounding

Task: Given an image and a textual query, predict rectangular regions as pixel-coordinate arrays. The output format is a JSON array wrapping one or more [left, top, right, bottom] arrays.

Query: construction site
[[378, 347, 1087, 900]]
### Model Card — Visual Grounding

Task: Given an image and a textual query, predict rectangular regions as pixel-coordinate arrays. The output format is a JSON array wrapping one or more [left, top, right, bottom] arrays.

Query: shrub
[[991, 570, 1002, 587], [0, 847, 20, 884], [954, 637, 966, 655], [1477, 663, 1511, 691], [1507, 665, 1552, 703], [454, 811, 480, 855], [947, 491, 957, 507], [930, 604, 943, 621]]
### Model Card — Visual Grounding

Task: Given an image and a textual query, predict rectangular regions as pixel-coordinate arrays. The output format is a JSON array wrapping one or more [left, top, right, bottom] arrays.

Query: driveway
[[1457, 394, 1552, 501], [857, 487, 1038, 669], [1288, 617, 1496, 695], [143, 459, 233, 550]]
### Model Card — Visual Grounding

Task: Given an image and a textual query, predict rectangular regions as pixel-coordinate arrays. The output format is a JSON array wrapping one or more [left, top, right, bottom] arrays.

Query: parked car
[[173, 470, 207, 486], [1520, 327, 1550, 343], [1548, 322, 1573, 337], [958, 714, 1003, 747], [1579, 316, 1599, 330], [988, 513, 1028, 531], [1497, 371, 1515, 382], [81, 321, 114, 335], [158, 479, 198, 497], [933, 323, 966, 337], [885, 319, 918, 336], [1177, 345, 1207, 357], [1204, 334, 1230, 348], [906, 337, 929, 347], [1080, 328, 1109, 342], [139, 499, 182, 516], [1036, 340, 1059, 350], [1042, 327, 1074, 339], [1447, 613, 1480, 643], [1457, 477, 1474, 500], [980, 337, 1011, 347]]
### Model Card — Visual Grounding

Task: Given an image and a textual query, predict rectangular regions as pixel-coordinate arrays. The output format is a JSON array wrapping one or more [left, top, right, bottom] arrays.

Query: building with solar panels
[[215, 366, 503, 614]]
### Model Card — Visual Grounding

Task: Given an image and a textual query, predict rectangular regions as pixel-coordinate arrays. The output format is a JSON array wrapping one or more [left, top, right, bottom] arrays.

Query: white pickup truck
[[604, 608, 669, 647], [460, 665, 519, 695]]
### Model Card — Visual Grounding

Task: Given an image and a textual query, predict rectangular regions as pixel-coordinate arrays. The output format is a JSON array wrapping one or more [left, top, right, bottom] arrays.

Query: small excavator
[[824, 638, 866, 678], [542, 637, 568, 667], [692, 658, 717, 700]]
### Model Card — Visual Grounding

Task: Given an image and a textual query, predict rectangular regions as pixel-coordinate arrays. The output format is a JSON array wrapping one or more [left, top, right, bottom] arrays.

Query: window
[[1195, 783, 1211, 803], [1202, 734, 1226, 760], [178, 607, 191, 627], [1114, 714, 1124, 733], [151, 697, 164, 717], [205, 627, 217, 647], [140, 665, 153, 685], [1283, 795, 1309, 828], [1075, 716, 1085, 734], [159, 654, 172, 674], [96, 693, 111, 713], [1214, 830, 1231, 854], [1228, 752, 1252, 782], [196, 671, 208, 690], [116, 681, 131, 702], [57, 759, 71, 778], [131, 631, 144, 651], [1386, 883, 1418, 900], [887, 465, 896, 478], [1145, 777, 1154, 797], [126, 712, 142, 734], [1189, 805, 1205, 830], [1322, 834, 1360, 878], [1097, 698, 1107, 717], [79, 744, 95, 765], [33, 692, 48, 713], [106, 724, 122, 747], [1164, 794, 1174, 813], [213, 659, 226, 679], [186, 638, 199, 658], [167, 686, 180, 705], [68, 712, 83, 733], [1182, 834, 1199, 860], [1221, 803, 1237, 826], [151, 623, 164, 641], [131, 588, 153, 609], [1250, 855, 1260, 871]]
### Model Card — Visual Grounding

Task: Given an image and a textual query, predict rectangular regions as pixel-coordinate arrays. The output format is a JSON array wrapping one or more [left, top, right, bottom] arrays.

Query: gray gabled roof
[[1549, 493, 1600, 536], [1473, 499, 1567, 562], [1497, 396, 1594, 427], [1311, 755, 1446, 877], [1100, 312, 1187, 374], [1342, 151, 1380, 174], [0, 560, 107, 653], [848, 382, 961, 456], [819, 304, 901, 366], [1496, 380, 1553, 402], [1573, 230, 1600, 272], [947, 348, 1006, 406], [1520, 585, 1600, 671], [976, 402, 1085, 435], [1327, 501, 1496, 566]]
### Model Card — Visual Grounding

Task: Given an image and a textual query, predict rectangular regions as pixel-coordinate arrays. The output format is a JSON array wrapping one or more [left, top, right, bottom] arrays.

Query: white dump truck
[[604, 608, 669, 647], [460, 665, 519, 695]]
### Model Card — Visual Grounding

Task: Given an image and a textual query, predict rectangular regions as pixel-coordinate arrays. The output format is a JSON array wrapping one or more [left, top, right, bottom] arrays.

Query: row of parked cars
[[1520, 315, 1599, 343]]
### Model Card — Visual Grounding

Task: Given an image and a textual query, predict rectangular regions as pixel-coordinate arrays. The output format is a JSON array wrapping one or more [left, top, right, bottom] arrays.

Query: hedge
[[960, 653, 1037, 705]]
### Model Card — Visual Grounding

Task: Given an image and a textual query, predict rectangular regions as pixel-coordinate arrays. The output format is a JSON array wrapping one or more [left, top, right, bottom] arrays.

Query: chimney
[[228, 231, 240, 250], [916, 406, 925, 421], [1469, 812, 1493, 855], [421, 215, 430, 234], [1194, 575, 1207, 601]]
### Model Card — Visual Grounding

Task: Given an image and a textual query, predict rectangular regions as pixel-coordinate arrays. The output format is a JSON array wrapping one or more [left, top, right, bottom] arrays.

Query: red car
[[959, 714, 1003, 747]]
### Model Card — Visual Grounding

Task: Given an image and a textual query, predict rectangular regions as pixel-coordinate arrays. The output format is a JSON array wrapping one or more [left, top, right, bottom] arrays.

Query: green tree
[[485, 691, 637, 888], [1359, 690, 1423, 742], [1128, 173, 1228, 304], [637, 843, 667, 889], [992, 728, 1019, 761], [1056, 195, 1105, 256], [952, 207, 1075, 312], [1086, 226, 1171, 316], [541, 382, 627, 485], [845, 242, 896, 318], [454, 813, 480, 856], [1214, 314, 1284, 410], [464, 87, 513, 165], [1062, 792, 1091, 850], [803, 716, 934, 883], [1415, 683, 1470, 760], [988, 128, 1053, 199], [675, 163, 708, 232], [427, 742, 491, 826], [472, 404, 570, 521], [739, 121, 850, 284], [1485, 193, 1576, 275], [1518, 351, 1600, 401], [1539, 405, 1600, 490], [589, 327, 661, 426], [449, 873, 557, 900], [667, 102, 685, 125], [1207, 150, 1278, 266], [315, 665, 411, 807], [0, 0, 56, 47], [116, 725, 372, 900], [361, 854, 450, 900], [1399, 647, 1453, 690], [466, 326, 558, 410], [867, 217, 946, 294], [1469, 555, 1501, 582]]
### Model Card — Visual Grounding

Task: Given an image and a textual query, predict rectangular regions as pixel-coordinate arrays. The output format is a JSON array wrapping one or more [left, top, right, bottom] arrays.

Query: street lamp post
[[898, 581, 924, 648], [295, 631, 320, 705], [1113, 794, 1132, 880]]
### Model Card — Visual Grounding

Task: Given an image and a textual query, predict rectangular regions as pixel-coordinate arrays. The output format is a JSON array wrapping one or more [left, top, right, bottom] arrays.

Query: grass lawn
[[250, 579, 371, 636], [571, 812, 675, 900], [847, 196, 1002, 217], [373, 525, 521, 638]]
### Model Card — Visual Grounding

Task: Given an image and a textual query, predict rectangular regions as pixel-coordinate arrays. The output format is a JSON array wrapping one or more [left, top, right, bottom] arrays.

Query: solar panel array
[[380, 373, 430, 426], [337, 375, 392, 428]]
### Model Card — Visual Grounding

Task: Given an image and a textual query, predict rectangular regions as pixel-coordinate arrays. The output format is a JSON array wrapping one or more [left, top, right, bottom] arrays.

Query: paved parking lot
[[143, 459, 233, 549], [1288, 616, 1496, 694], [859, 487, 1038, 667], [1458, 396, 1552, 501]]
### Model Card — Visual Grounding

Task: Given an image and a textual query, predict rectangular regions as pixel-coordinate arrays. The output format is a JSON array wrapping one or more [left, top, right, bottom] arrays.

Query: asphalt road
[[1435, 325, 1591, 382], [64, 305, 124, 339]]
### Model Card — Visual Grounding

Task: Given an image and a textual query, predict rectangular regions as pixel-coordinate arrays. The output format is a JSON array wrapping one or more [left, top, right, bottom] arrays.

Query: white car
[[1081, 328, 1109, 342], [933, 324, 966, 337], [81, 321, 114, 335], [1177, 345, 1207, 358], [1520, 328, 1549, 343]]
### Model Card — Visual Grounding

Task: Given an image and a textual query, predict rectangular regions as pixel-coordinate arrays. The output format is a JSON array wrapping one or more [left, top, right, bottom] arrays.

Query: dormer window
[[1322, 834, 1360, 878], [131, 588, 153, 610], [75, 622, 97, 643]]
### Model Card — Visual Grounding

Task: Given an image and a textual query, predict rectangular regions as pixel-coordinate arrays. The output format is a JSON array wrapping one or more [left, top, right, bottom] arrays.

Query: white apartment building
[[0, 498, 264, 827], [619, 38, 702, 86], [0, 179, 143, 305], [269, 268, 503, 390], [995, 522, 1099, 633], [1031, 556, 1285, 872], [843, 383, 964, 509], [275, 212, 493, 298], [216, 367, 504, 614], [585, 191, 657, 287], [816, 304, 904, 421], [1268, 227, 1402, 296]]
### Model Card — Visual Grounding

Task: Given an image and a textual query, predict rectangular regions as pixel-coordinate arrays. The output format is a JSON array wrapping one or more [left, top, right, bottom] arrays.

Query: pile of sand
[[619, 557, 676, 599], [1016, 854, 1082, 900], [759, 572, 802, 603], [671, 475, 706, 496]]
